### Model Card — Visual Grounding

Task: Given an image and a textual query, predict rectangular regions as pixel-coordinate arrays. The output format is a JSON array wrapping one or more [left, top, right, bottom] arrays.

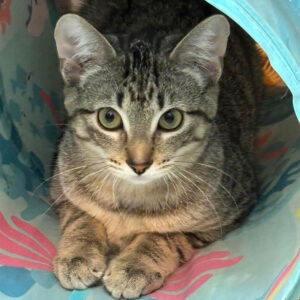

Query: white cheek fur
[[194, 120, 210, 140]]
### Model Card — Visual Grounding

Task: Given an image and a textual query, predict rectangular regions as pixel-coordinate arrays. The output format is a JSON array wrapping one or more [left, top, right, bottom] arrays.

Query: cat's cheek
[[194, 121, 211, 140]]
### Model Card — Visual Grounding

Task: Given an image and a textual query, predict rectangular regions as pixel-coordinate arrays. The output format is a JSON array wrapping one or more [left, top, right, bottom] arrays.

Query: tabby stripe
[[186, 233, 205, 249], [61, 211, 85, 232], [53, 200, 68, 212], [157, 93, 164, 109], [74, 238, 103, 251], [117, 92, 124, 108], [175, 245, 185, 263], [128, 268, 147, 278], [141, 248, 161, 264], [160, 235, 173, 251], [137, 240, 163, 264], [69, 108, 95, 120], [148, 86, 154, 100], [186, 110, 213, 123], [153, 60, 160, 86], [128, 86, 136, 101]]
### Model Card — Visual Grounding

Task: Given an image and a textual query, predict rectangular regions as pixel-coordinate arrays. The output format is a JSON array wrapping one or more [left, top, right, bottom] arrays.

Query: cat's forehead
[[123, 41, 158, 102], [126, 40, 154, 81], [117, 40, 162, 114], [79, 40, 203, 114]]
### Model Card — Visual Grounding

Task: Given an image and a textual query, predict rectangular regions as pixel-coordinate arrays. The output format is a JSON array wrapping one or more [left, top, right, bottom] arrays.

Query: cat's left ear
[[170, 15, 230, 83], [54, 14, 116, 86]]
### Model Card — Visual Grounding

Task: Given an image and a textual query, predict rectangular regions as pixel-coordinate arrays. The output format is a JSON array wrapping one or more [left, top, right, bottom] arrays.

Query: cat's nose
[[126, 160, 152, 175]]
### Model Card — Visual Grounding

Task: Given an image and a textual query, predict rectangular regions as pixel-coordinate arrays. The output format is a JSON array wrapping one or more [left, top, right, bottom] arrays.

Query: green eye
[[98, 108, 122, 130], [158, 109, 183, 131]]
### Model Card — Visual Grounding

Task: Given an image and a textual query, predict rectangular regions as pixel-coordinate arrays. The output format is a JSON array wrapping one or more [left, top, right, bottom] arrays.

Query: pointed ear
[[54, 14, 116, 86], [170, 15, 230, 83]]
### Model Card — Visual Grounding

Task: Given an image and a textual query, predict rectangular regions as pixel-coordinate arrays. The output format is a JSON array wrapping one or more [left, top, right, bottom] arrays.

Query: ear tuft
[[54, 14, 116, 85], [170, 15, 230, 82]]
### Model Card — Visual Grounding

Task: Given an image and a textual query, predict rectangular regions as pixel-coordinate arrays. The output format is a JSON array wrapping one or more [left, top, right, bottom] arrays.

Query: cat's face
[[54, 14, 229, 185]]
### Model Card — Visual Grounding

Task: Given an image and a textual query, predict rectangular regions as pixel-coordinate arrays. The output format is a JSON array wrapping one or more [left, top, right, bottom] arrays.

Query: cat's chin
[[126, 175, 156, 185], [115, 173, 162, 185]]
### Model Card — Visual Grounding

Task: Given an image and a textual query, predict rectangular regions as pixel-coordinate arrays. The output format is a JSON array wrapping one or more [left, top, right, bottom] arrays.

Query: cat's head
[[54, 14, 229, 185]]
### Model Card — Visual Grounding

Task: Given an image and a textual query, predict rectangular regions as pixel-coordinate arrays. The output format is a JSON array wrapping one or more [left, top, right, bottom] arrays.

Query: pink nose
[[126, 160, 152, 175]]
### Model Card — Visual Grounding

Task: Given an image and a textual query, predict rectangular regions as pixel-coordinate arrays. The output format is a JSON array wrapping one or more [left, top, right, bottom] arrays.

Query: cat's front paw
[[103, 257, 164, 299], [54, 250, 106, 290]]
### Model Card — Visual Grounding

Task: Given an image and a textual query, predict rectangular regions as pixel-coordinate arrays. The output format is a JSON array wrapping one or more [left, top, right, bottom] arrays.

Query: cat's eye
[[98, 108, 122, 130], [158, 109, 183, 131]]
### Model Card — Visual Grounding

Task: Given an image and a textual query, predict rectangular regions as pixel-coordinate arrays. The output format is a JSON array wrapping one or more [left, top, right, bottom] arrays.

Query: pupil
[[164, 111, 174, 123], [105, 110, 115, 123]]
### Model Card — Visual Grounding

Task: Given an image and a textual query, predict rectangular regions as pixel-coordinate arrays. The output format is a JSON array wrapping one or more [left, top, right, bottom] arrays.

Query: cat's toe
[[54, 254, 106, 290], [103, 259, 164, 299]]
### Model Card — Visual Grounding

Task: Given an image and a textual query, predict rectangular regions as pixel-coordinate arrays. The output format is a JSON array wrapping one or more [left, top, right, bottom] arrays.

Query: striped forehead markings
[[122, 41, 163, 105], [157, 93, 164, 109], [117, 92, 124, 108]]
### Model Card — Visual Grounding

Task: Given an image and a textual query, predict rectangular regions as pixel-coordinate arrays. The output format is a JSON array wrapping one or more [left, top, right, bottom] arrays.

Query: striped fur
[[51, 1, 263, 298]]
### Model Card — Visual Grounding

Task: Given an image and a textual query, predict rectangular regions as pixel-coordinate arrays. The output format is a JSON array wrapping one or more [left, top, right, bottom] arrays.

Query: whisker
[[112, 176, 121, 213], [37, 166, 111, 219], [168, 170, 187, 203], [112, 176, 118, 208], [180, 167, 239, 212], [93, 172, 111, 202], [174, 167, 223, 237], [32, 165, 87, 195], [32, 160, 109, 195], [173, 161, 241, 211], [168, 171, 186, 210], [76, 166, 110, 184], [163, 176, 170, 203], [174, 160, 246, 196]]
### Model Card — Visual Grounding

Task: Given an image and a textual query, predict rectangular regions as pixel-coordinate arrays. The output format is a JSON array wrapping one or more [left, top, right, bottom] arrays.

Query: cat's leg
[[53, 201, 108, 290], [103, 232, 195, 299]]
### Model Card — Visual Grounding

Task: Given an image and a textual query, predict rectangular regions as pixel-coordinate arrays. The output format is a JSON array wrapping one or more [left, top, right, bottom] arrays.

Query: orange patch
[[256, 44, 285, 87]]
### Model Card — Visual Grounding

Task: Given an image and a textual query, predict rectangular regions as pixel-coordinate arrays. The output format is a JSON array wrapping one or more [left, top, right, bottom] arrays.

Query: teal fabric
[[0, 1, 300, 300], [206, 0, 300, 121]]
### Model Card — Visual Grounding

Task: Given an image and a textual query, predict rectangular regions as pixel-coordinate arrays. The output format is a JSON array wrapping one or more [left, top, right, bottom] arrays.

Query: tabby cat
[[50, 0, 263, 298]]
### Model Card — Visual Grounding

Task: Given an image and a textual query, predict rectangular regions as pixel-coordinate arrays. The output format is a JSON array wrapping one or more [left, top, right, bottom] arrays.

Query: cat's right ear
[[54, 14, 116, 86], [169, 15, 230, 83]]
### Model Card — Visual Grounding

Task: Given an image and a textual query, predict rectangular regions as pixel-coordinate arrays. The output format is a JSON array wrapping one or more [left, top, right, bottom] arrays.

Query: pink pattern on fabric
[[152, 274, 213, 300], [0, 0, 12, 34], [0, 253, 52, 271], [255, 131, 272, 147], [0, 212, 52, 260], [266, 250, 300, 299], [0, 210, 243, 298], [0, 211, 56, 271], [258, 147, 288, 162], [11, 216, 57, 259], [150, 251, 243, 300], [39, 91, 63, 128], [255, 130, 288, 162]]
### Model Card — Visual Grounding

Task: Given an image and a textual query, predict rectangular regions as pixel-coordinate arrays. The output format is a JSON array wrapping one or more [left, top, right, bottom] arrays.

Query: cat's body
[[51, 1, 263, 298]]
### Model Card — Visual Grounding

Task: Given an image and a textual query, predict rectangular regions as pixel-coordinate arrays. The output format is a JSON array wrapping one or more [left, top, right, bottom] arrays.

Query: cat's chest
[[68, 187, 216, 246], [70, 192, 201, 241], [95, 203, 195, 240]]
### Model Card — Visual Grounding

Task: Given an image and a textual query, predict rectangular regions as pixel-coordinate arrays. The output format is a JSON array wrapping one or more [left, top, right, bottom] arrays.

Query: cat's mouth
[[110, 165, 167, 185], [125, 174, 156, 184]]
